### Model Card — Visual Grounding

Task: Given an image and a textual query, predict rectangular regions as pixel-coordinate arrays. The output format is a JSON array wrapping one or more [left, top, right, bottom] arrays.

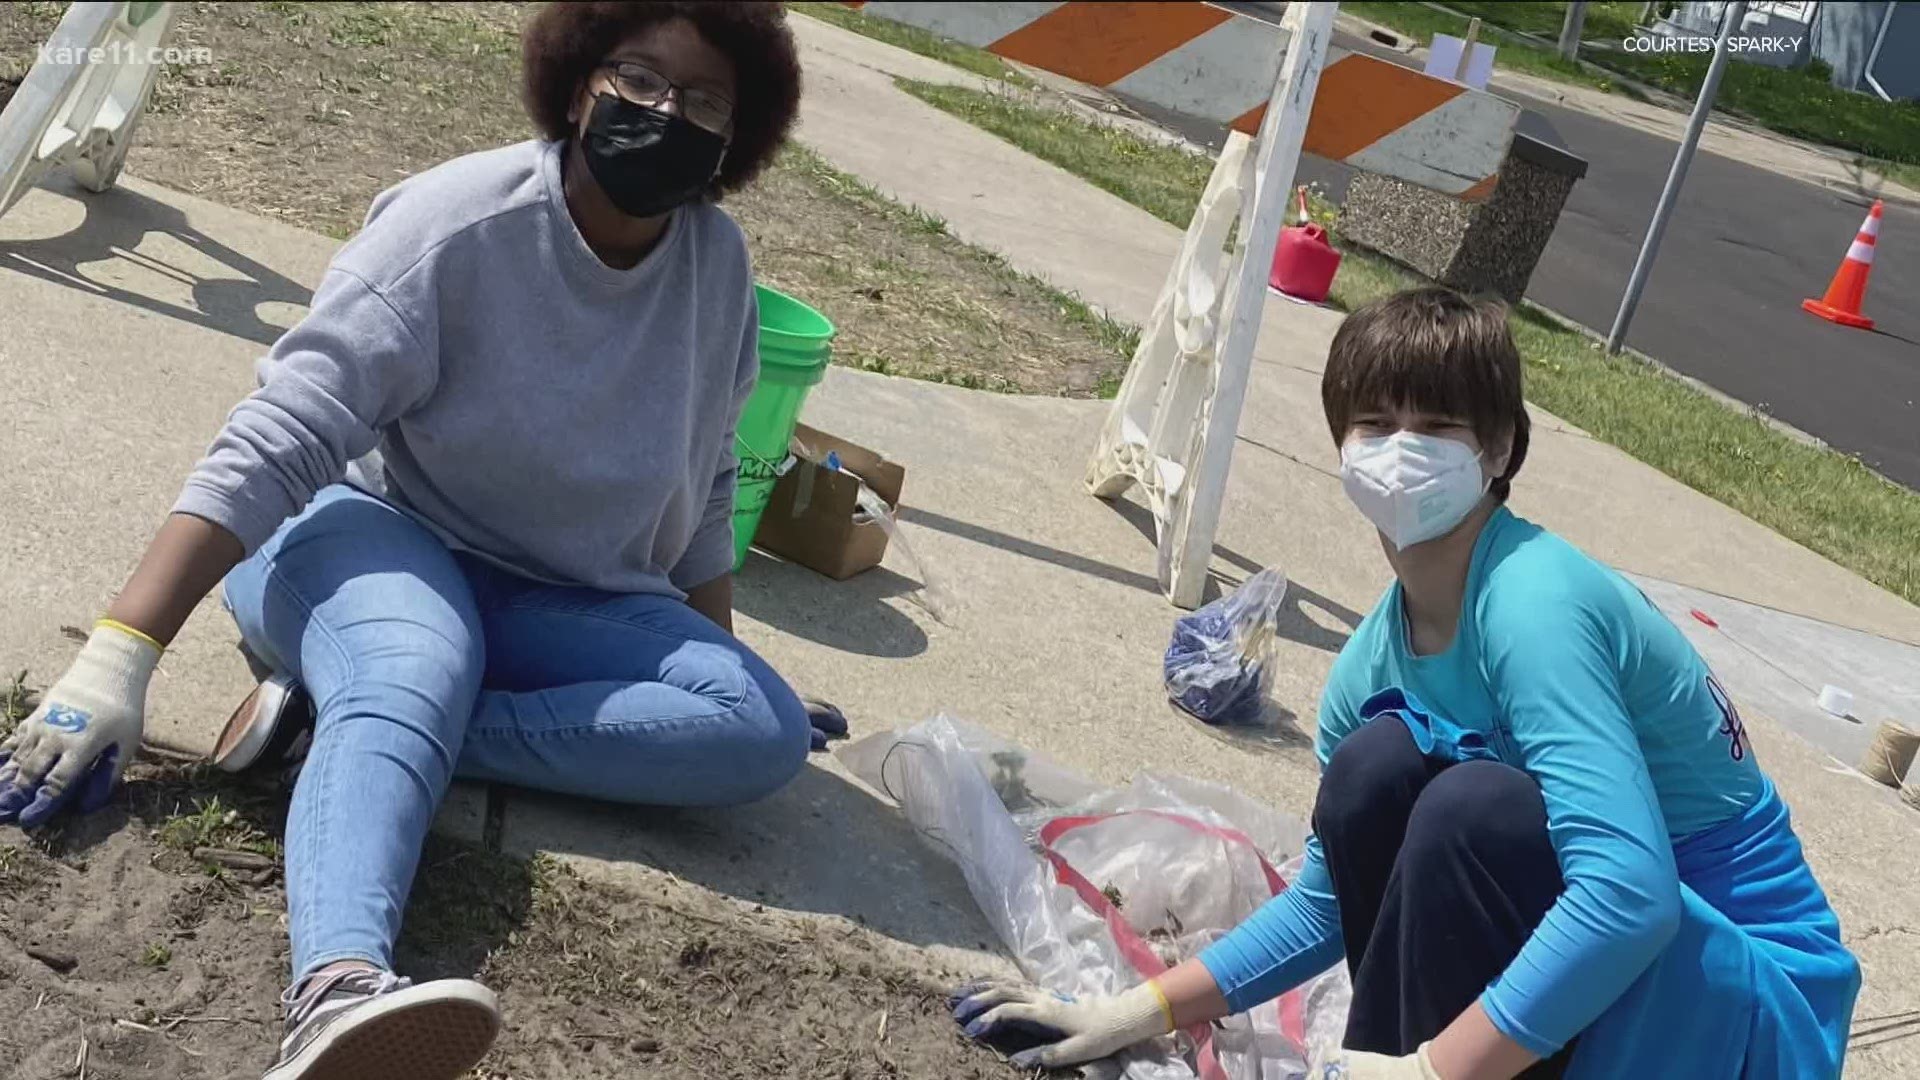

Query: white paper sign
[[1425, 33, 1497, 89]]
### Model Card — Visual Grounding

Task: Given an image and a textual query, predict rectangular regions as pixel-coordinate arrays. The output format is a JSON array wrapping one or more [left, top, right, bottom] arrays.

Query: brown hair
[[1321, 286, 1530, 500], [520, 1, 801, 199]]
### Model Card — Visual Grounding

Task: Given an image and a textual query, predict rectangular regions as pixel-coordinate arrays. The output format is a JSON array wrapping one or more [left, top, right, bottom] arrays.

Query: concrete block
[[1339, 135, 1587, 301]]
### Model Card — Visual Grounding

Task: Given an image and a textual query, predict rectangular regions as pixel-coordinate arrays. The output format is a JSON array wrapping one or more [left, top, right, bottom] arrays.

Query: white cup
[[1816, 685, 1854, 718]]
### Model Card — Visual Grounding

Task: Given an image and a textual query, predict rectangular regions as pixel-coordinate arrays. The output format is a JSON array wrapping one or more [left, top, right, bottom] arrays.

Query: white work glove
[[1311, 1043, 1442, 1079], [952, 979, 1174, 1070], [0, 621, 160, 828]]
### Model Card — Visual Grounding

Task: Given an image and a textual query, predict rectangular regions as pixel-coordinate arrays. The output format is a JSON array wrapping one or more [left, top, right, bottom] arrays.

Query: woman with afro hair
[[0, 4, 811, 1077]]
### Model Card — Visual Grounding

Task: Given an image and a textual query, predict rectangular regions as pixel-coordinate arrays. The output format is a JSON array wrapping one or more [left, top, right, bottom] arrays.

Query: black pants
[[1315, 716, 1577, 1077]]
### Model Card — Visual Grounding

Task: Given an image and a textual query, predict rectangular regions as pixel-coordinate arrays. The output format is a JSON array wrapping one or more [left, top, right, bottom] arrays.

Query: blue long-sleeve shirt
[[1199, 507, 1766, 1056]]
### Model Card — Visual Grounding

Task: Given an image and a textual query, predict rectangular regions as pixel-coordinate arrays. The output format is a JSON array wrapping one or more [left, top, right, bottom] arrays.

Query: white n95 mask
[[1340, 431, 1489, 550]]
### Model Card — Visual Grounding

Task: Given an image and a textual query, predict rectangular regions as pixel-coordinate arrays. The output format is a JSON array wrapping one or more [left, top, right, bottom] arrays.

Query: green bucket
[[733, 284, 835, 570]]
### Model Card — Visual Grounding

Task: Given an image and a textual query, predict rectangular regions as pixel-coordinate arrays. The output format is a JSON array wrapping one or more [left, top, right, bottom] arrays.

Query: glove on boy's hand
[[1311, 1043, 1442, 1079], [952, 979, 1173, 1070]]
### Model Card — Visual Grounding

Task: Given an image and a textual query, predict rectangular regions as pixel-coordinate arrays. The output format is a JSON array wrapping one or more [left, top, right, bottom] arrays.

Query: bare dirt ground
[[0, 2, 1082, 1076], [0, 0, 1131, 396], [0, 680, 1011, 1080]]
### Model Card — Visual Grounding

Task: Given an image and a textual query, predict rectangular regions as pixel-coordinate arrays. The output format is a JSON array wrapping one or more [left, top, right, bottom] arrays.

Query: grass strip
[[899, 80, 1215, 226], [787, 2, 1035, 88], [1864, 157, 1920, 195], [781, 143, 1139, 395], [1344, 2, 1641, 97]]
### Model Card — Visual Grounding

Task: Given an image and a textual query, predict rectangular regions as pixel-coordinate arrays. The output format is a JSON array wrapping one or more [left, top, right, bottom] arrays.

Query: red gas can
[[1269, 222, 1341, 303]]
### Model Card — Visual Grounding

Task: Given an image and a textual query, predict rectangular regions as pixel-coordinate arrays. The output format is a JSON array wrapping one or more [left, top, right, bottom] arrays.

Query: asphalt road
[[1502, 90, 1920, 489]]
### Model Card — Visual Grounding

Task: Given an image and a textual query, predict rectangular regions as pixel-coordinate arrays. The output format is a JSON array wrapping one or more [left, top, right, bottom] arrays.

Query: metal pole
[[1861, 0, 1896, 102], [1559, 1, 1589, 60], [1605, 0, 1746, 354], [1455, 17, 1481, 82]]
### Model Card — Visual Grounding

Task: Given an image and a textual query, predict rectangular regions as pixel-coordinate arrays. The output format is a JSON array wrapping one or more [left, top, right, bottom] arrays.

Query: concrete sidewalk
[[0, 17, 1914, 1078]]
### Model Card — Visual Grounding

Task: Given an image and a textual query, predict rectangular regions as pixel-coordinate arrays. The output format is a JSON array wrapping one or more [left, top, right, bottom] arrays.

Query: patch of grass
[[1, 669, 32, 740], [139, 941, 173, 968], [0, 844, 52, 896], [393, 837, 545, 981], [1507, 308, 1920, 605], [787, 2, 1035, 88], [1344, 2, 1634, 95], [916, 84, 1920, 606], [845, 348, 896, 378], [774, 142, 1139, 389], [477, 855, 650, 1002], [1437, 2, 1644, 41], [899, 80, 1214, 226], [1865, 157, 1920, 194], [327, 5, 399, 47], [1034, 280, 1139, 366], [156, 793, 283, 863], [0, 2, 60, 84], [1326, 247, 1424, 313], [1583, 48, 1920, 168], [929, 368, 1010, 392]]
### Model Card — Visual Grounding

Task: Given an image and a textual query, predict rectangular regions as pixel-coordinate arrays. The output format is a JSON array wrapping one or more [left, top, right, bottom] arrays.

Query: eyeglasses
[[598, 60, 734, 136]]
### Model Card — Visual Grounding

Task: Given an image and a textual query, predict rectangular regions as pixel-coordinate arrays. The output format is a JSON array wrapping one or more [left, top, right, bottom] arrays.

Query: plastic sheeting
[[840, 716, 1349, 1079]]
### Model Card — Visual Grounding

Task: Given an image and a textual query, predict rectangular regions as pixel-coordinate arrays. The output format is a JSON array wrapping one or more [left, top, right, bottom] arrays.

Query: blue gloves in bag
[[1164, 569, 1287, 726]]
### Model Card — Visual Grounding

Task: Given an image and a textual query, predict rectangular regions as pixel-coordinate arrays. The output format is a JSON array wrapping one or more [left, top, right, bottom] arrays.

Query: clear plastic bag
[[792, 437, 955, 624], [853, 482, 955, 624], [1164, 569, 1289, 726], [839, 716, 1350, 1079]]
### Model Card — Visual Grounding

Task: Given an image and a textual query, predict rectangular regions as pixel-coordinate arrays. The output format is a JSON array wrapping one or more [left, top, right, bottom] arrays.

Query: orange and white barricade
[[1083, 2, 1335, 607], [847, 0, 1520, 200]]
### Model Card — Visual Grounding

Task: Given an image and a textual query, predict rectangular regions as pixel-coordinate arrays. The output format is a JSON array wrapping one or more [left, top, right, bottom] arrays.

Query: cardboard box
[[753, 424, 905, 580]]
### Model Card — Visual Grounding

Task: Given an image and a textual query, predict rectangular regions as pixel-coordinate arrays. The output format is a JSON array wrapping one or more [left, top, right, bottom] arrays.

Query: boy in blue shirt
[[956, 288, 1859, 1078]]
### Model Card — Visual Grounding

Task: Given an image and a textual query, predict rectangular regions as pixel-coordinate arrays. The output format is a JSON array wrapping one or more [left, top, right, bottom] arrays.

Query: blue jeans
[[222, 486, 811, 980]]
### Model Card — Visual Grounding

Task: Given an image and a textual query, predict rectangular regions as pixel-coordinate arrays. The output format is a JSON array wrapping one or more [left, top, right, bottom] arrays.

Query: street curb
[[1520, 299, 1826, 448], [1518, 299, 1909, 497]]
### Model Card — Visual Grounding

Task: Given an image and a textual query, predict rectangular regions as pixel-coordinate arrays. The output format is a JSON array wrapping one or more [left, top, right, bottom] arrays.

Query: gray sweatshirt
[[174, 140, 757, 596]]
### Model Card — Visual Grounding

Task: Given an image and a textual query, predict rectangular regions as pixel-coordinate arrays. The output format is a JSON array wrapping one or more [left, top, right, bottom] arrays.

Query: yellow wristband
[[1147, 979, 1176, 1032], [96, 617, 165, 654]]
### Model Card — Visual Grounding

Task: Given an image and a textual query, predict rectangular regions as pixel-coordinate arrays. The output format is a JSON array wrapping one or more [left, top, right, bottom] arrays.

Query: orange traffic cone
[[1802, 200, 1882, 330]]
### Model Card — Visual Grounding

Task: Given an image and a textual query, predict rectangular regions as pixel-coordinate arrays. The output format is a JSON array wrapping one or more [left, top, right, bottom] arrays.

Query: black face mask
[[580, 94, 727, 219]]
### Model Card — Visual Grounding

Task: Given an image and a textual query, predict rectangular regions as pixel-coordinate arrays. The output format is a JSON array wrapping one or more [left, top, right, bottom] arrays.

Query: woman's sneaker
[[214, 672, 316, 775], [263, 968, 500, 1080]]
